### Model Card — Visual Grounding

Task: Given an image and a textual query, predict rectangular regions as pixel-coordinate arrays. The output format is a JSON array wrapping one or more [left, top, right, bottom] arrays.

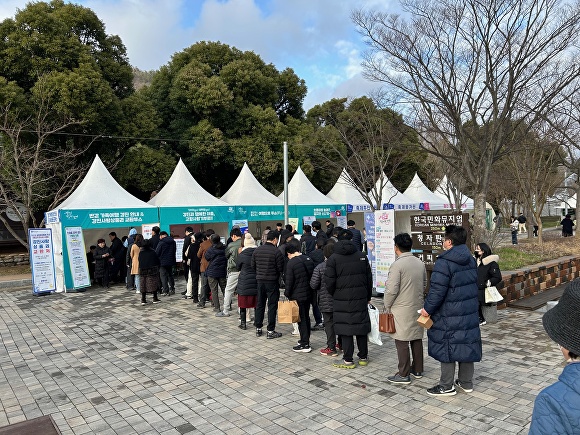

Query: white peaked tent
[[277, 166, 346, 231], [278, 166, 337, 205], [327, 169, 370, 211], [373, 177, 420, 209], [221, 163, 282, 205], [46, 155, 159, 292], [149, 158, 227, 207], [403, 173, 448, 211], [148, 159, 231, 232], [434, 175, 475, 210], [220, 162, 284, 231]]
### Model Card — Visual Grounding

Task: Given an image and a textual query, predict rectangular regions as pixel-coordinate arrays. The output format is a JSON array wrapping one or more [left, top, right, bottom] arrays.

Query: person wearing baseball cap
[[529, 279, 580, 434]]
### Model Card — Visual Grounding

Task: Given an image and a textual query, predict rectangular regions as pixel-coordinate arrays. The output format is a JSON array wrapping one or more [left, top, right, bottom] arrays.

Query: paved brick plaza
[[0, 281, 559, 434]]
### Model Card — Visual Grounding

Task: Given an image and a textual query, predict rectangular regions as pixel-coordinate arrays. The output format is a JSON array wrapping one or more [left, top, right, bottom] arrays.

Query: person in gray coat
[[384, 233, 427, 385]]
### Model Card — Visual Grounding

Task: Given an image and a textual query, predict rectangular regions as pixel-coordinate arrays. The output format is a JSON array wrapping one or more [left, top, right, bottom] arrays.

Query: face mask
[[474, 251, 480, 257]]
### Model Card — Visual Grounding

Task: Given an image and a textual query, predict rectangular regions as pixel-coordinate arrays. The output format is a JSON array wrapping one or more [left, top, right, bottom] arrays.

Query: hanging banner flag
[[29, 228, 57, 295], [64, 227, 91, 290]]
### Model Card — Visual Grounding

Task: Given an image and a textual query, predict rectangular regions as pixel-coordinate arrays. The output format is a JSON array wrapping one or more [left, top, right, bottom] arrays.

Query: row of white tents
[[45, 155, 475, 291]]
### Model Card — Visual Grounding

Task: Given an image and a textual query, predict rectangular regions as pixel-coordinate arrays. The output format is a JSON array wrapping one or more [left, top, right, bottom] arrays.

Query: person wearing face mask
[[474, 243, 502, 326], [529, 280, 580, 434]]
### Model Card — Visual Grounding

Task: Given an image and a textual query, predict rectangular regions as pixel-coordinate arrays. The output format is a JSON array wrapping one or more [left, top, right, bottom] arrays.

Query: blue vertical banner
[[29, 228, 57, 295]]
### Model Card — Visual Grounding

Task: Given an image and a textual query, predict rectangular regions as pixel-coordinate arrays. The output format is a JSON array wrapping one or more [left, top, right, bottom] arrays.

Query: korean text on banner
[[29, 228, 57, 294]]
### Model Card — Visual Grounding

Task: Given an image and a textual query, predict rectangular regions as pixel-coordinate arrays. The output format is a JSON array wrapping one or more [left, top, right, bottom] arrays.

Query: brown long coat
[[130, 244, 140, 275], [383, 252, 426, 341], [197, 239, 212, 272]]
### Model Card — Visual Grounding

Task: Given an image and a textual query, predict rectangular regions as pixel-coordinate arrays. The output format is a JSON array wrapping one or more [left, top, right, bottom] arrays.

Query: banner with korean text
[[64, 227, 91, 290], [29, 228, 57, 295]]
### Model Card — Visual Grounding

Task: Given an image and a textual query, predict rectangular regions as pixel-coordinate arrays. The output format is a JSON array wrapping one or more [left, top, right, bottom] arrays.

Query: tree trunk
[[473, 191, 487, 248]]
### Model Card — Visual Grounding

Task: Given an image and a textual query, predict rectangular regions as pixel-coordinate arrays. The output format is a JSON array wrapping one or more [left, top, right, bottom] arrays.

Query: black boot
[[238, 321, 246, 330], [192, 296, 199, 303]]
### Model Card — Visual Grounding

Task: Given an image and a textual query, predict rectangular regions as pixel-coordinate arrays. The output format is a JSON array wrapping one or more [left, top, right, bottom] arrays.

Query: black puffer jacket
[[310, 249, 324, 266], [236, 247, 257, 296], [251, 242, 284, 281], [476, 254, 502, 304], [205, 242, 227, 278], [155, 236, 177, 267], [348, 228, 363, 252], [284, 255, 315, 302], [187, 241, 201, 274], [300, 233, 316, 255], [310, 261, 333, 312], [324, 240, 372, 336]]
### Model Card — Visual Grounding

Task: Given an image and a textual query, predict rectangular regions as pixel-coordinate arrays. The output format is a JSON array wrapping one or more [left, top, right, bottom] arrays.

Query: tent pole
[[284, 141, 289, 225]]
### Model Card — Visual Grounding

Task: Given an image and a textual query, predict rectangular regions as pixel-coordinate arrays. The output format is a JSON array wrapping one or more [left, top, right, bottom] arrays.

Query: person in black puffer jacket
[[474, 242, 502, 326], [311, 243, 341, 356], [236, 234, 258, 330], [205, 234, 227, 312], [284, 244, 315, 352], [324, 229, 372, 368], [184, 232, 203, 303], [251, 230, 285, 338]]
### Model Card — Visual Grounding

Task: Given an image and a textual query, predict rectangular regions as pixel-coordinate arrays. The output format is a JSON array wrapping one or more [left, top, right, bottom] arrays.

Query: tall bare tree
[[306, 96, 423, 210], [0, 76, 91, 250], [353, 0, 580, 242]]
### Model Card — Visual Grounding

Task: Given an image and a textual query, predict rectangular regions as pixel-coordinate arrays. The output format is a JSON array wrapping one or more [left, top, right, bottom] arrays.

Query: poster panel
[[64, 226, 91, 289], [232, 219, 249, 234], [374, 210, 396, 292], [175, 238, 185, 263], [142, 223, 159, 240], [364, 212, 376, 289], [29, 228, 57, 294]]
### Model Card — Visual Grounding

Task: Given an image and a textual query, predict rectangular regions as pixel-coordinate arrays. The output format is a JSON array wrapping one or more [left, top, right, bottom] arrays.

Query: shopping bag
[[367, 304, 383, 345], [485, 286, 504, 303], [379, 311, 396, 333], [417, 315, 433, 329], [278, 299, 299, 323]]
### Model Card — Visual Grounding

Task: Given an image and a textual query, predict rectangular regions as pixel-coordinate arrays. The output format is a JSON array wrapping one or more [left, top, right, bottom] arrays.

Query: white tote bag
[[485, 280, 504, 303], [367, 304, 383, 345]]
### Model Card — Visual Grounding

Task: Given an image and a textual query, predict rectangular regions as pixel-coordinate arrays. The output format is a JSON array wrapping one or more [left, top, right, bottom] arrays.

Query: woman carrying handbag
[[474, 242, 502, 326]]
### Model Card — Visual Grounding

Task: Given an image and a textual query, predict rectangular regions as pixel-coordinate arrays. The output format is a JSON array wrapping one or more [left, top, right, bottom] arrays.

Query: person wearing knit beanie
[[529, 279, 580, 434]]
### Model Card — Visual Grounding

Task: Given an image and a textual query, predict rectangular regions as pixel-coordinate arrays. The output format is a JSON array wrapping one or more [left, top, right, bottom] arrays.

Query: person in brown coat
[[196, 229, 214, 307], [130, 234, 143, 294], [384, 233, 427, 385]]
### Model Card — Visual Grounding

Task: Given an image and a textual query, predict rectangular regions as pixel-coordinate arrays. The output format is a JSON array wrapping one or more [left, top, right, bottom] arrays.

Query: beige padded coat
[[383, 252, 426, 341]]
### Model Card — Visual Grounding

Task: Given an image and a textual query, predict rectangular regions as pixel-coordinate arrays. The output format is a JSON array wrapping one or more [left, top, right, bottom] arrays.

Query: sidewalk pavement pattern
[[0, 278, 562, 435]]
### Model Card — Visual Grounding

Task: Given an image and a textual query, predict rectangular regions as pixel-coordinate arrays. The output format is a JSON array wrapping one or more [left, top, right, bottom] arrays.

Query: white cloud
[[0, 0, 400, 107]]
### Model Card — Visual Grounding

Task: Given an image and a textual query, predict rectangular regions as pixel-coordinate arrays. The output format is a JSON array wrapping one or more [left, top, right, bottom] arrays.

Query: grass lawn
[[496, 229, 580, 270]]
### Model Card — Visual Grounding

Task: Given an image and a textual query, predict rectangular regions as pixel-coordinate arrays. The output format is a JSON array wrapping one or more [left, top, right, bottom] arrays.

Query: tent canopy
[[221, 163, 282, 205], [403, 173, 448, 211], [148, 158, 227, 207], [434, 175, 474, 210], [56, 154, 155, 210], [278, 166, 336, 205], [372, 176, 420, 210], [327, 169, 370, 209]]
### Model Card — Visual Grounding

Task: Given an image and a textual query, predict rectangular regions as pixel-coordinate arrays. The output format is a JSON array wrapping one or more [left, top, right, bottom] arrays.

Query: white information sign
[[64, 227, 91, 289], [29, 228, 57, 294], [374, 210, 396, 292], [175, 238, 185, 263], [142, 223, 159, 240]]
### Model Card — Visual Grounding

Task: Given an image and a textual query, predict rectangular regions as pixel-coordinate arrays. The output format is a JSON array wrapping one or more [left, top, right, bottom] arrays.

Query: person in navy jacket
[[420, 225, 482, 396], [529, 280, 580, 435]]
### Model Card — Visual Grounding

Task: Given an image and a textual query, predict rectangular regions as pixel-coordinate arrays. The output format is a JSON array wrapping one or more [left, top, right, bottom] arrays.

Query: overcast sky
[[0, 0, 401, 109]]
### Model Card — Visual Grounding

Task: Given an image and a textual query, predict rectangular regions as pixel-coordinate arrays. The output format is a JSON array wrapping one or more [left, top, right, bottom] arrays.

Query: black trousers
[[340, 335, 368, 363], [254, 280, 280, 332], [297, 300, 311, 346]]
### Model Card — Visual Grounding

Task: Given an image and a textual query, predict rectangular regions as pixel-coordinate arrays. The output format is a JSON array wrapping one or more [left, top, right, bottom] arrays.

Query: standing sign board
[[29, 228, 57, 295], [64, 227, 91, 290], [364, 210, 395, 294]]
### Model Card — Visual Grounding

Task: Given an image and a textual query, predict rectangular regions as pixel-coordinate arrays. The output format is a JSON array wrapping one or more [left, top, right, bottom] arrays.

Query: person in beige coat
[[130, 234, 143, 294], [384, 233, 427, 385]]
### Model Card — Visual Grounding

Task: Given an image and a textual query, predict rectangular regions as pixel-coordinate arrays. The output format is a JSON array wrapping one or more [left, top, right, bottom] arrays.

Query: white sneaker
[[135, 290, 140, 294]]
